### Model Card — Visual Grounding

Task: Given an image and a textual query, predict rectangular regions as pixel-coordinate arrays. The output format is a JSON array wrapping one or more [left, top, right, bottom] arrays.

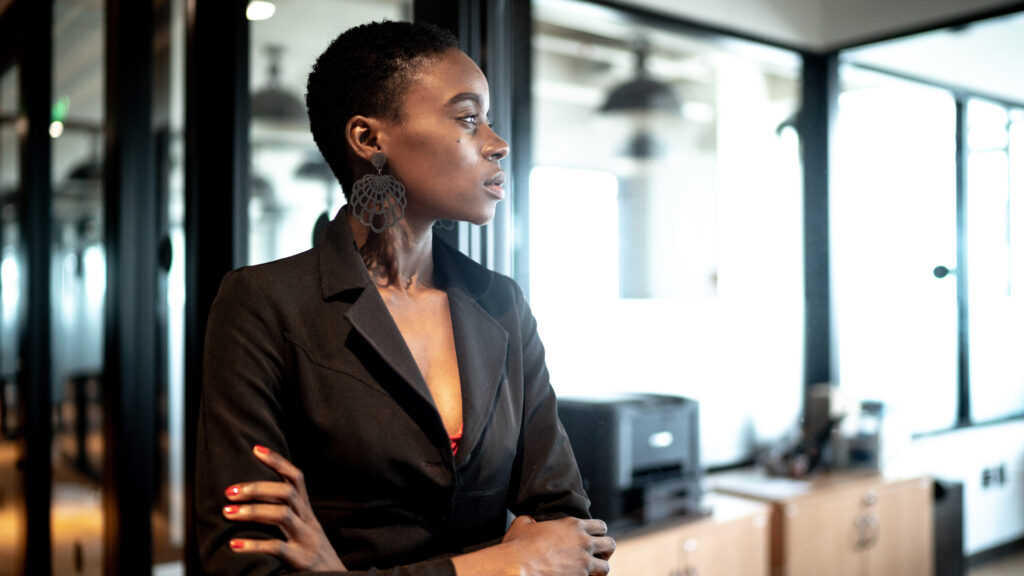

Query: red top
[[449, 423, 464, 455]]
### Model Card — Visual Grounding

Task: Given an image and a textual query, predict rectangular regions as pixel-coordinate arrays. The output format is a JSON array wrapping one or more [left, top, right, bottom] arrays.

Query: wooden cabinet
[[709, 470, 933, 576], [610, 493, 770, 576]]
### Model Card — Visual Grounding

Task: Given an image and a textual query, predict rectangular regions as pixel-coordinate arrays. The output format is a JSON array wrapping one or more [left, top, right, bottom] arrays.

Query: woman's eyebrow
[[445, 92, 484, 108]]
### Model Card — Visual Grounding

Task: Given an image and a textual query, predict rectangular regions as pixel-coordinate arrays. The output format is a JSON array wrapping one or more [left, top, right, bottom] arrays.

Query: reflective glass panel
[[0, 62, 24, 576], [247, 0, 412, 265], [52, 0, 105, 573], [153, 0, 188, 572], [530, 0, 804, 467]]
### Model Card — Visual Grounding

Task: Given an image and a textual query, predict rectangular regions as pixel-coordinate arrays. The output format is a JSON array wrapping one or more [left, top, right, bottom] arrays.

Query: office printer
[[558, 393, 702, 529]]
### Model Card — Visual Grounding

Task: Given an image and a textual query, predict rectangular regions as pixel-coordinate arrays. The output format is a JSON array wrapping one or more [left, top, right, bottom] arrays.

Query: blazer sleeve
[[195, 268, 455, 576], [506, 282, 592, 522]]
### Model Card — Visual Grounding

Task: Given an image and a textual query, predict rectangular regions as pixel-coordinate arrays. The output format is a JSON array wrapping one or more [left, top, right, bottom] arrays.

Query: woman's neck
[[347, 210, 435, 292]]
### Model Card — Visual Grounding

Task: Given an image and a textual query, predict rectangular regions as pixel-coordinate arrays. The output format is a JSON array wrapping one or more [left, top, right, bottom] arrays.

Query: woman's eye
[[459, 115, 479, 126]]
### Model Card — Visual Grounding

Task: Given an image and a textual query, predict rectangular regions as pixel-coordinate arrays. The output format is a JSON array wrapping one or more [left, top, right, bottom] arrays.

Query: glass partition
[[0, 61, 24, 576], [153, 0, 188, 572], [247, 0, 412, 265], [51, 0, 105, 573], [529, 0, 804, 467]]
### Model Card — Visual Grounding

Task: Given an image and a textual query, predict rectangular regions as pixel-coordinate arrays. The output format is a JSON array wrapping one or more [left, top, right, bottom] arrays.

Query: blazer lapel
[[448, 292, 509, 467], [318, 213, 437, 415], [434, 238, 510, 467], [345, 292, 436, 411]]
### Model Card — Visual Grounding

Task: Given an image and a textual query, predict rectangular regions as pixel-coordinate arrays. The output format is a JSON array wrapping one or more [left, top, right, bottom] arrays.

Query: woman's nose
[[485, 129, 510, 161]]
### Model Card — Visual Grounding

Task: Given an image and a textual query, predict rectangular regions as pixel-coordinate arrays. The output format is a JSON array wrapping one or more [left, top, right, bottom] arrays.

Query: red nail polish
[[254, 445, 270, 455], [225, 485, 241, 497], [230, 539, 244, 549], [223, 505, 239, 515]]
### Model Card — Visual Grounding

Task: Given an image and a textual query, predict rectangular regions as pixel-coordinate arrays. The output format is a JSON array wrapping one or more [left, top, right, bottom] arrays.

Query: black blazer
[[195, 214, 590, 575]]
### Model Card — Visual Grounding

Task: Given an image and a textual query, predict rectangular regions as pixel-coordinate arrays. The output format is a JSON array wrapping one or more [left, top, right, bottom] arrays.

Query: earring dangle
[[349, 151, 407, 233]]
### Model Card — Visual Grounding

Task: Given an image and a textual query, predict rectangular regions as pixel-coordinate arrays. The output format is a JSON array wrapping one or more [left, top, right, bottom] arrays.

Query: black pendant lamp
[[251, 44, 306, 122], [600, 39, 682, 117]]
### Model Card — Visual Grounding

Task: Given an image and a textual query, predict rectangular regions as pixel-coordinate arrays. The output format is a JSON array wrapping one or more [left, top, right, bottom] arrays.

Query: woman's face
[[378, 49, 509, 227]]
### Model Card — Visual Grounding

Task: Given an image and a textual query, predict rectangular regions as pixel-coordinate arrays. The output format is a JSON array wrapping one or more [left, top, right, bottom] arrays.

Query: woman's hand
[[499, 515, 615, 575], [222, 445, 346, 571]]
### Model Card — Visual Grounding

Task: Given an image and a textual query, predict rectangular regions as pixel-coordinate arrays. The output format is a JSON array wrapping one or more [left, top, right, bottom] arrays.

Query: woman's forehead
[[406, 50, 490, 108]]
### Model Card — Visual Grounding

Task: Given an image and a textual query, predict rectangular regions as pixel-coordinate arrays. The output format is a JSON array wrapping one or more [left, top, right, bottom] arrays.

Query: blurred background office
[[0, 0, 1022, 574]]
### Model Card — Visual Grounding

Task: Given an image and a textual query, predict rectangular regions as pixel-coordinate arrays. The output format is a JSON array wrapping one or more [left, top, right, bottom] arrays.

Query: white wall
[[619, 0, 1022, 50]]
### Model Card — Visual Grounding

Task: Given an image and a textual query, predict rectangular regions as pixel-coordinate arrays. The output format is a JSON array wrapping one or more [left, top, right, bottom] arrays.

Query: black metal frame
[[954, 97, 972, 427], [183, 1, 250, 574], [0, 1, 54, 574], [800, 53, 838, 394], [102, 0, 158, 573]]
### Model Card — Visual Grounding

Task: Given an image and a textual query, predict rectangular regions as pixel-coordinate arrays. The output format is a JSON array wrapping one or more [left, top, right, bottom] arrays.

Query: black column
[[184, 1, 249, 574], [18, 0, 53, 573], [954, 97, 971, 426], [103, 0, 157, 573], [800, 53, 838, 396], [509, 0, 532, 295]]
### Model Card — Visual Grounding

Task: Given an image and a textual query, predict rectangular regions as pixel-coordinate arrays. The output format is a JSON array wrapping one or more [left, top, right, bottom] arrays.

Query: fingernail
[[223, 505, 239, 515], [254, 445, 270, 455], [230, 539, 244, 550], [225, 485, 241, 497]]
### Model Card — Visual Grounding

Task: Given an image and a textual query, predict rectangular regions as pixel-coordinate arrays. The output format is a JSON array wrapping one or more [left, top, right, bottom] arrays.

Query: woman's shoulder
[[216, 248, 321, 304]]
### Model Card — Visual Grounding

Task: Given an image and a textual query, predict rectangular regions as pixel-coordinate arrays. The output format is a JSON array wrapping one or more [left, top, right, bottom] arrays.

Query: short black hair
[[306, 20, 459, 195]]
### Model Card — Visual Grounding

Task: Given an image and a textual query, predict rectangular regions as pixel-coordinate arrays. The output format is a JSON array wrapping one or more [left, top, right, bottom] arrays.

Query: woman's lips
[[484, 171, 506, 199]]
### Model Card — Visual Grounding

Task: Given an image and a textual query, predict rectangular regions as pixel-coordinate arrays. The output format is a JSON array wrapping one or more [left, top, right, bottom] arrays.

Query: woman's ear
[[345, 115, 386, 164]]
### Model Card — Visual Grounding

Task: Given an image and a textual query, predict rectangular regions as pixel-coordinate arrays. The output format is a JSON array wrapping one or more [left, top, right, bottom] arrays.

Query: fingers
[[228, 537, 292, 560], [588, 557, 611, 576], [581, 518, 608, 537], [509, 515, 536, 528], [225, 480, 297, 506], [592, 535, 616, 560], [252, 445, 306, 491], [223, 503, 301, 539]]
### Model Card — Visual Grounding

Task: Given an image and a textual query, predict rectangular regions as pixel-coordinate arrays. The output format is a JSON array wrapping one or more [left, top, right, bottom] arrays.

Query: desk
[[610, 492, 770, 576], [709, 469, 934, 576]]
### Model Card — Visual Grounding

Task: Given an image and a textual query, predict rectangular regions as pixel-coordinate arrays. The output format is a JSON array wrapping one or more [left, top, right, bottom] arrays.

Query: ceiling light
[[246, 0, 276, 21], [600, 39, 682, 117], [251, 45, 306, 123]]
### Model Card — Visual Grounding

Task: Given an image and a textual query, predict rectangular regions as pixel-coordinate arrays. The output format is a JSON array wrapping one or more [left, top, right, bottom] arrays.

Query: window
[[528, 0, 804, 467], [967, 100, 1024, 422], [247, 0, 412, 265]]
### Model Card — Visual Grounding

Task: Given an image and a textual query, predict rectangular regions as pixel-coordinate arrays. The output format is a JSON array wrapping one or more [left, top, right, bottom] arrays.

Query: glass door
[[832, 67, 960, 436], [0, 60, 25, 576]]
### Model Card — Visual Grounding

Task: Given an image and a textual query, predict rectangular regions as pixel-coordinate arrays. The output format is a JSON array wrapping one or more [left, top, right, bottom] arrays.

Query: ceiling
[[615, 0, 1024, 104], [841, 10, 1024, 105]]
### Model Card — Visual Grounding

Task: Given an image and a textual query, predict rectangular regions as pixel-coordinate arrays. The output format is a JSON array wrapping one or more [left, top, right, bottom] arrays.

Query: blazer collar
[[319, 212, 495, 301], [318, 213, 508, 464]]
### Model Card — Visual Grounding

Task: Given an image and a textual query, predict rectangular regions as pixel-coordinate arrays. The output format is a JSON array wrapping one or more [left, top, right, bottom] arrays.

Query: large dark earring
[[349, 151, 407, 232]]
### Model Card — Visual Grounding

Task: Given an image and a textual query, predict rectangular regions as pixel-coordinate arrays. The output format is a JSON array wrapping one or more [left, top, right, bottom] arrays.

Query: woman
[[195, 20, 614, 575]]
